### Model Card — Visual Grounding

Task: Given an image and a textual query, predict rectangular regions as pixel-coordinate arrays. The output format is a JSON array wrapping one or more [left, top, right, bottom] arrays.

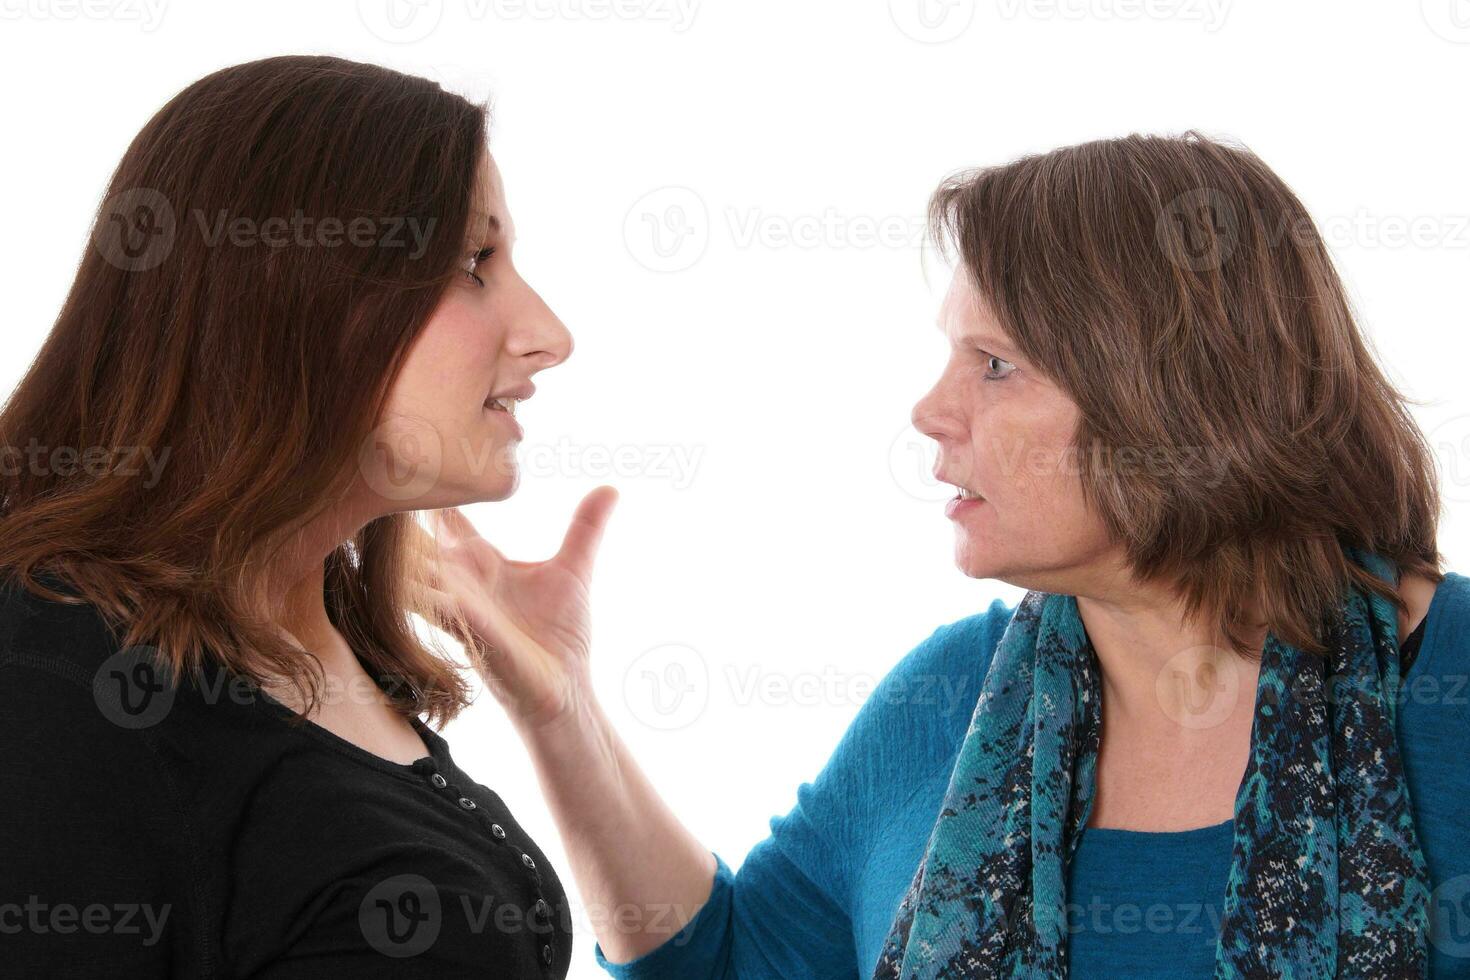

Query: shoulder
[[1412, 570, 1470, 678], [0, 576, 205, 972], [1397, 572, 1470, 931], [863, 597, 1016, 742], [759, 598, 1017, 903], [793, 597, 1017, 825], [0, 568, 199, 807], [902, 598, 1017, 678], [0, 570, 128, 679]]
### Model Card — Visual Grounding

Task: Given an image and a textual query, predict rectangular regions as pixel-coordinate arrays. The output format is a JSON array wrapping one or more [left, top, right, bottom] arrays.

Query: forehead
[[938, 268, 1014, 351], [467, 152, 512, 238], [477, 152, 506, 206]]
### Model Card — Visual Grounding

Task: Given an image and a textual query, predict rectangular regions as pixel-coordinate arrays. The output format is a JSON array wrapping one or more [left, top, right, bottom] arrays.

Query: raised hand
[[419, 485, 619, 733]]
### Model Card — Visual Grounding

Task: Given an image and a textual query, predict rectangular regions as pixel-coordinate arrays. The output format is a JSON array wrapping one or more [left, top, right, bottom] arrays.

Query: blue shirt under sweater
[[596, 572, 1470, 978]]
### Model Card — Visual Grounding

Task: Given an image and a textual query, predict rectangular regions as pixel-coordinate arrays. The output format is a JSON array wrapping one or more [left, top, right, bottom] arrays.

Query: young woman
[[420, 134, 1470, 978], [2, 55, 577, 977]]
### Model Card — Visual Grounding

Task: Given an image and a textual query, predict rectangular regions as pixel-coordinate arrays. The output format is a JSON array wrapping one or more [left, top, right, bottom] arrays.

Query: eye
[[980, 351, 1016, 380], [462, 246, 496, 287]]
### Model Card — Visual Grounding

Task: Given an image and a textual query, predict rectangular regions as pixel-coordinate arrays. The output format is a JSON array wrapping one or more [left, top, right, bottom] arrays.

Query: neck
[[260, 497, 381, 683], [1072, 574, 1264, 741]]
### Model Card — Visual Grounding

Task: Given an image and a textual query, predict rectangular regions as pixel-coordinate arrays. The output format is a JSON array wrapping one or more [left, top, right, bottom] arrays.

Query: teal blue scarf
[[872, 546, 1430, 978]]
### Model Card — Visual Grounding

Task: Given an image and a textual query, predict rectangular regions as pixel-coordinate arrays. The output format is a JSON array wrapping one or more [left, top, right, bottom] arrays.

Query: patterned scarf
[[872, 545, 1430, 979]]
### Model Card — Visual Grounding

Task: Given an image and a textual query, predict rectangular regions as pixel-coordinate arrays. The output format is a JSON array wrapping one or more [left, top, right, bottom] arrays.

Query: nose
[[510, 278, 573, 371], [911, 378, 964, 445]]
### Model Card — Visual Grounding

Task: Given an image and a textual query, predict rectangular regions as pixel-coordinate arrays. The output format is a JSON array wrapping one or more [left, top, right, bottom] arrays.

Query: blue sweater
[[596, 573, 1470, 978]]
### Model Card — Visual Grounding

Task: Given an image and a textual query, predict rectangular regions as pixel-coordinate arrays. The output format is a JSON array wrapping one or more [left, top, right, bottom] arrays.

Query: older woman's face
[[911, 270, 1114, 592], [366, 152, 572, 510]]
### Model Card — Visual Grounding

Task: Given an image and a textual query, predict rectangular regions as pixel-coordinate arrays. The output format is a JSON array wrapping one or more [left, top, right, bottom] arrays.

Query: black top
[[0, 574, 571, 978], [1401, 611, 1426, 675]]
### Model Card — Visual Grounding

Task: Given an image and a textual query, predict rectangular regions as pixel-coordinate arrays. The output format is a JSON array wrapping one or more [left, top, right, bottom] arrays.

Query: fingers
[[420, 583, 456, 621], [555, 484, 619, 578], [428, 506, 478, 547]]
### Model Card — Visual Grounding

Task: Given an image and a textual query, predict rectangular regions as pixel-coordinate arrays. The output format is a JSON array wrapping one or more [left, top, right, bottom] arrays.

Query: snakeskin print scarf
[[872, 545, 1430, 978]]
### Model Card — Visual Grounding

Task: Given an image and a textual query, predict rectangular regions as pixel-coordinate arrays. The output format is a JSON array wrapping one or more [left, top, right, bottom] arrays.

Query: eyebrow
[[465, 210, 503, 242], [940, 322, 1016, 355], [963, 332, 1011, 351]]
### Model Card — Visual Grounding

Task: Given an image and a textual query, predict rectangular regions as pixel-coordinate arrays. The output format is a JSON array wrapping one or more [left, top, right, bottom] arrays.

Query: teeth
[[487, 397, 518, 417], [957, 487, 981, 500]]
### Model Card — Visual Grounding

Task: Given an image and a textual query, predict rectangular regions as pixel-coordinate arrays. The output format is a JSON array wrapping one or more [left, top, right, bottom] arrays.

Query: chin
[[435, 469, 518, 506], [478, 470, 519, 502], [952, 536, 997, 579]]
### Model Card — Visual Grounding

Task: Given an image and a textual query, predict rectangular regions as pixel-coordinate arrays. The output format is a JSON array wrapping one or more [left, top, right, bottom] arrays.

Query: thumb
[[555, 484, 618, 579]]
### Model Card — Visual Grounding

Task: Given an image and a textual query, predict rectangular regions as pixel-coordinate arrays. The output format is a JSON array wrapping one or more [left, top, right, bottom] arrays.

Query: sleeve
[[592, 604, 1009, 980], [0, 657, 189, 977]]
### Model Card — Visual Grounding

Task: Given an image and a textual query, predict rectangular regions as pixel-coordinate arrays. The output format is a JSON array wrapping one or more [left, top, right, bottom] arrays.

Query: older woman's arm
[[511, 606, 1010, 979], [514, 689, 859, 979], [423, 497, 1006, 978]]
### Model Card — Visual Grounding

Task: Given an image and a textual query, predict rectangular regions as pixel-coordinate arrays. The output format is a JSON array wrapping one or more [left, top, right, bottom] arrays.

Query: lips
[[934, 469, 985, 501], [484, 396, 517, 416], [483, 382, 535, 418]]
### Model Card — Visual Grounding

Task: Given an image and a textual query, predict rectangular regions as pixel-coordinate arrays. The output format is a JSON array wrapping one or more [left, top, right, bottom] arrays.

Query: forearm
[[513, 690, 719, 964]]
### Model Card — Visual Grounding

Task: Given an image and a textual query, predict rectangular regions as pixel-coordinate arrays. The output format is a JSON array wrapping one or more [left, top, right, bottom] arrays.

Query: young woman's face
[[370, 152, 572, 509], [911, 269, 1115, 593]]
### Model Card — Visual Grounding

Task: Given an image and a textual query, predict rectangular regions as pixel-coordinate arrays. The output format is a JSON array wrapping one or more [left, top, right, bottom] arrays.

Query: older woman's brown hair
[[928, 130, 1443, 657], [0, 55, 488, 725]]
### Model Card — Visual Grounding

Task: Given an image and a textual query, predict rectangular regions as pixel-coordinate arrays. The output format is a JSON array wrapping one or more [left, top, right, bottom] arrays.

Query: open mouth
[[483, 397, 518, 417], [954, 487, 983, 501]]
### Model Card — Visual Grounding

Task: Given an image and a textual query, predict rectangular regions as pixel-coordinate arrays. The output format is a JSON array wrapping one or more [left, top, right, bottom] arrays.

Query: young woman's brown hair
[[0, 54, 486, 725], [927, 130, 1443, 657]]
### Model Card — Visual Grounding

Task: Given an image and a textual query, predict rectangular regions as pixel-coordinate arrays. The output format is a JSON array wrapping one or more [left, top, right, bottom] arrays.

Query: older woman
[[426, 132, 1470, 978]]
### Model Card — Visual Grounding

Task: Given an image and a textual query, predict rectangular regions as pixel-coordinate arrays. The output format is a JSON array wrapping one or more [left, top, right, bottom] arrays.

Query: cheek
[[401, 295, 506, 408], [973, 404, 1083, 508]]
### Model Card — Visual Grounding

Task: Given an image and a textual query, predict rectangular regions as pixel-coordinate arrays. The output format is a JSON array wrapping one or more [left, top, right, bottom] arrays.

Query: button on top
[[491, 823, 506, 839], [521, 853, 536, 869], [458, 797, 477, 810], [533, 898, 549, 918], [430, 773, 447, 788]]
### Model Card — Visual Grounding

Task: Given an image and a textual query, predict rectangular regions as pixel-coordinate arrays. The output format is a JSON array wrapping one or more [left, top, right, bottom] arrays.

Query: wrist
[[512, 678, 611, 756]]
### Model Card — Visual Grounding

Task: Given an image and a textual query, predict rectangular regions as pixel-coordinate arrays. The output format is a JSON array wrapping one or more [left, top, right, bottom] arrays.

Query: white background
[[3, 2, 1468, 975]]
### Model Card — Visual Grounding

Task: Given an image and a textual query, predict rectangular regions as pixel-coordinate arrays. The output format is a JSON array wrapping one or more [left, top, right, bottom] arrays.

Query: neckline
[[1082, 573, 1457, 840], [1402, 570, 1455, 681], [1083, 816, 1234, 839], [4, 575, 451, 778], [251, 684, 448, 778]]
